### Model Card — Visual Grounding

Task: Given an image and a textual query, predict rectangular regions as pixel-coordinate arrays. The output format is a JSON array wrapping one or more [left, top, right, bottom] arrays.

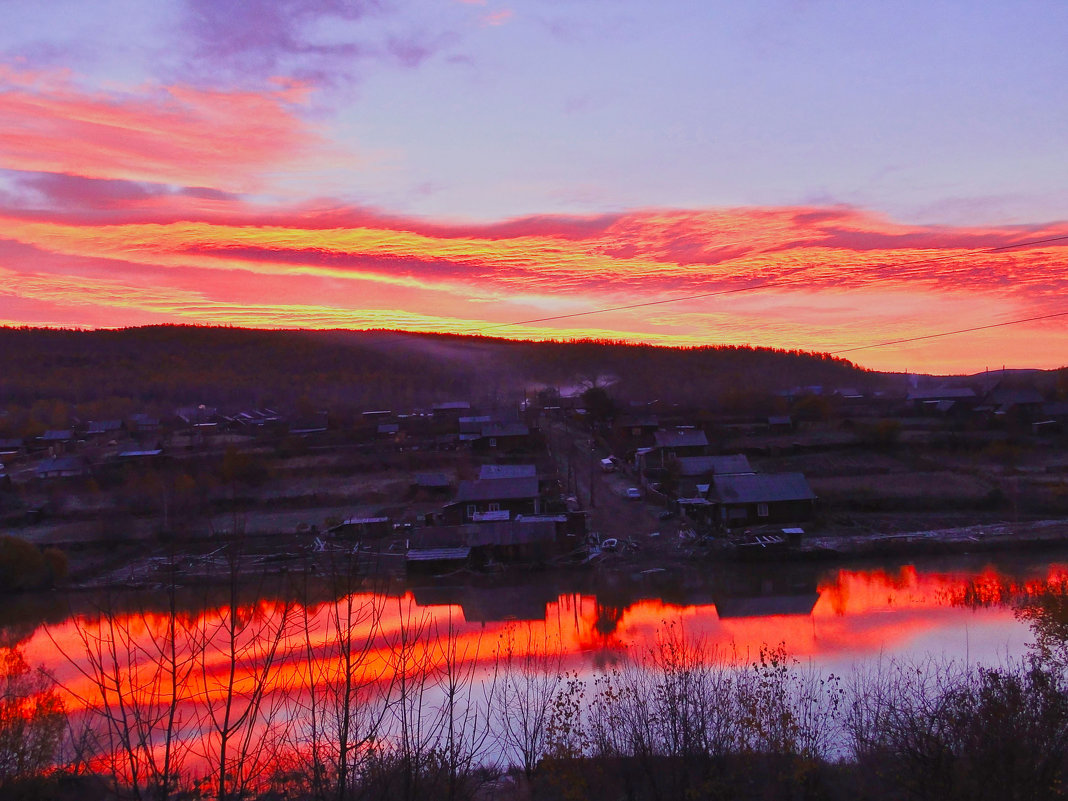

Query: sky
[[1, 0, 1066, 374]]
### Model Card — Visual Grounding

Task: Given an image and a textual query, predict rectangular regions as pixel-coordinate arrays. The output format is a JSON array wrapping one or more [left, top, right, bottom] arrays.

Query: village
[[2, 367, 1068, 589]]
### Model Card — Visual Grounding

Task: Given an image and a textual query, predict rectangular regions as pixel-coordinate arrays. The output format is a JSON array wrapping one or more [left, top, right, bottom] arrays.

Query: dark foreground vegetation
[[3, 553, 1068, 800]]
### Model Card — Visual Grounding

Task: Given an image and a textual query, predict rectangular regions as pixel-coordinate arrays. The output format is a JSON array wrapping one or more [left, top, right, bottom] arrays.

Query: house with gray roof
[[40, 429, 74, 443], [674, 454, 755, 498], [675, 454, 753, 478], [86, 420, 123, 438], [413, 472, 453, 494], [36, 455, 89, 480], [711, 472, 817, 528], [639, 427, 710, 471], [459, 415, 493, 440], [442, 476, 541, 523], [479, 464, 537, 480], [473, 422, 533, 452], [653, 429, 709, 453], [907, 386, 978, 413], [410, 516, 567, 564]]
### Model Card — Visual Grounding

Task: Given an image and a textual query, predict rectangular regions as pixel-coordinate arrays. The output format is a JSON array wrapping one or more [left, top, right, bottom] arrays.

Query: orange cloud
[[2, 197, 1066, 371]]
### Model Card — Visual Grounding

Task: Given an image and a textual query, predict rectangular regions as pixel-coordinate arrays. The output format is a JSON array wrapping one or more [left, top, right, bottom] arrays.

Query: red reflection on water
[[27, 564, 1068, 698], [16, 560, 1067, 789]]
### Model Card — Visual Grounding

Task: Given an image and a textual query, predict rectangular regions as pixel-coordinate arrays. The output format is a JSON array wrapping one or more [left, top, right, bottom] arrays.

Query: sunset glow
[[2, 2, 1067, 372]]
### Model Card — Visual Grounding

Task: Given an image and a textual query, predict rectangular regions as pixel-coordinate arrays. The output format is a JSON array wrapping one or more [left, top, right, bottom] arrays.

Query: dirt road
[[543, 416, 678, 544]]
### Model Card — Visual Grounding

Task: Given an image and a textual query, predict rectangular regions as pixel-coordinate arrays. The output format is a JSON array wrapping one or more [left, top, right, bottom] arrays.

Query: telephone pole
[[589, 439, 596, 508]]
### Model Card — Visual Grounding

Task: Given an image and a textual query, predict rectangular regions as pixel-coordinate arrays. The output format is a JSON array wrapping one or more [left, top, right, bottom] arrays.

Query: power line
[[987, 234, 1068, 251], [477, 231, 1068, 333], [480, 282, 776, 329], [829, 310, 1068, 355]]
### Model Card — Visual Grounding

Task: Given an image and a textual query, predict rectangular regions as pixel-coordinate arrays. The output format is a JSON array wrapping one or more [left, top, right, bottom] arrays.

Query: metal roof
[[415, 472, 452, 488], [985, 386, 1044, 406], [675, 454, 753, 477], [712, 473, 817, 505], [907, 387, 976, 401], [479, 464, 536, 480], [36, 456, 87, 474], [455, 477, 539, 502], [653, 429, 708, 449], [616, 414, 659, 428], [463, 519, 558, 547], [87, 420, 123, 433], [480, 422, 529, 438], [406, 547, 470, 562]]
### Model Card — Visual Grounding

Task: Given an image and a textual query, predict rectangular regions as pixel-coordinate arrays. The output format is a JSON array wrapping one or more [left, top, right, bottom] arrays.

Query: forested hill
[[0, 326, 885, 413]]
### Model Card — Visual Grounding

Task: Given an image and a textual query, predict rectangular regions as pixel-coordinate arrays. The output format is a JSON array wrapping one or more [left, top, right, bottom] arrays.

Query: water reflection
[[16, 552, 1068, 687], [5, 551, 1068, 796]]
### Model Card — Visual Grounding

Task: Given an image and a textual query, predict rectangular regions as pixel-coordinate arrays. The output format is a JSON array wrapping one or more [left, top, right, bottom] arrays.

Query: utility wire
[[480, 282, 776, 329], [476, 232, 1068, 333], [829, 310, 1068, 355], [987, 234, 1068, 251]]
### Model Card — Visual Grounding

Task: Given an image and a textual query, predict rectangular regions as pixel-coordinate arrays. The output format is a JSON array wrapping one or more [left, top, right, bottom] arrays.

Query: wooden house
[[711, 472, 817, 528], [442, 476, 541, 524]]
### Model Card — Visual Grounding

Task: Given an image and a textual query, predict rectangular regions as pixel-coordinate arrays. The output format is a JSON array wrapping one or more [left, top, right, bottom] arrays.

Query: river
[[7, 548, 1068, 794]]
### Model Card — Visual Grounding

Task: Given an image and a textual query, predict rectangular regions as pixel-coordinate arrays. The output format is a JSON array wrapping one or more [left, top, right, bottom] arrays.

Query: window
[[489, 438, 497, 447], [488, 502, 501, 512], [757, 502, 769, 517], [466, 504, 477, 518]]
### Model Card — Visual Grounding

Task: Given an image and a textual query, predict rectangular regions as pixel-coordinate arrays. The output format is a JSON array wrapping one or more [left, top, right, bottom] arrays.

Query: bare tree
[[51, 556, 198, 800], [288, 553, 391, 801], [489, 624, 564, 779], [371, 594, 440, 801], [433, 608, 492, 801], [192, 545, 296, 800], [0, 646, 65, 790]]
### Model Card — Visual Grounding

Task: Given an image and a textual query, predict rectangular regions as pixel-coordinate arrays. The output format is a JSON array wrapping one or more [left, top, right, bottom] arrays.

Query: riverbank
[[23, 511, 1066, 595], [804, 517, 1068, 559]]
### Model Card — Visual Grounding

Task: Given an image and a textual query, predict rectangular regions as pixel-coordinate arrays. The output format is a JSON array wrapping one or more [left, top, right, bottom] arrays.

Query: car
[[625, 487, 641, 500]]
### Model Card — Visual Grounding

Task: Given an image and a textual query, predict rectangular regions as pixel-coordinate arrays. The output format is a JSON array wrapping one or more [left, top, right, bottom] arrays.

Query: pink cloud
[[0, 66, 321, 191], [481, 9, 514, 26]]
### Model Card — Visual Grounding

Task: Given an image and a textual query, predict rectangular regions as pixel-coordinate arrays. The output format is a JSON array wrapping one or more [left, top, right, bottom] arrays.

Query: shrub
[[0, 539, 66, 591], [0, 538, 48, 592], [41, 548, 68, 584]]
